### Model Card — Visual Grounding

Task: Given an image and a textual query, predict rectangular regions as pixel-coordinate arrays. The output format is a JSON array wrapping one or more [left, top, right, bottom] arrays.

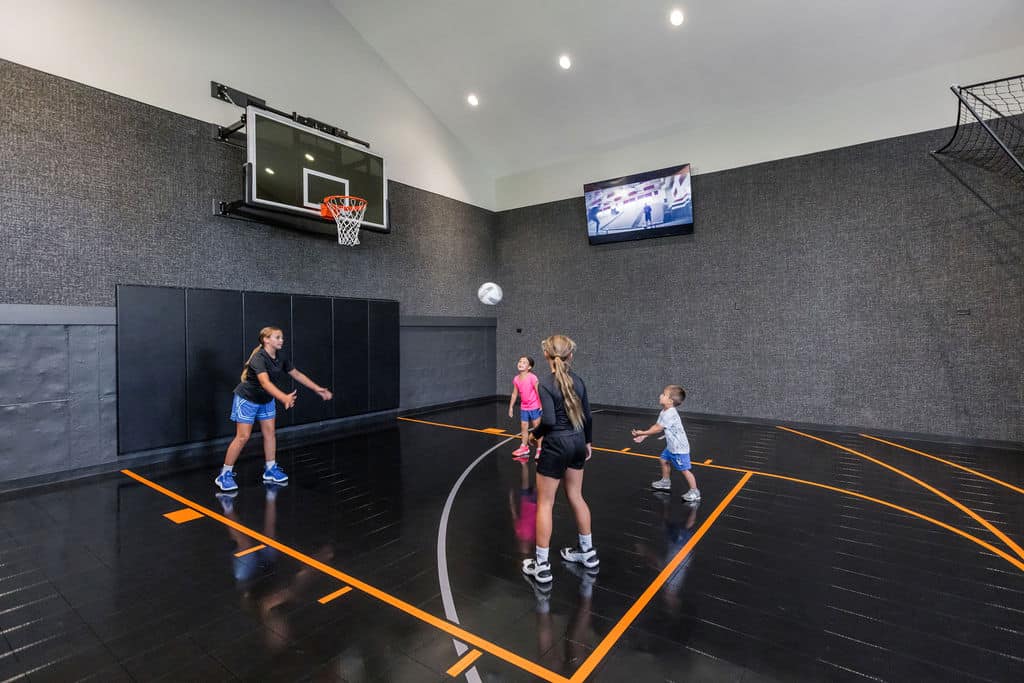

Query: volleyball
[[477, 282, 503, 305]]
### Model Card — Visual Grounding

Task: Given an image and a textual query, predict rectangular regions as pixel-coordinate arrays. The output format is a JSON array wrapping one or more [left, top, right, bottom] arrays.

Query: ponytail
[[241, 327, 281, 382], [542, 335, 584, 431]]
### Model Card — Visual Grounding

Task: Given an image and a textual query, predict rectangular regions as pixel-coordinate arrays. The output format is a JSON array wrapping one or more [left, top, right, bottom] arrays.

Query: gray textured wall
[[400, 318, 497, 410], [495, 133, 1023, 442], [0, 59, 500, 314], [0, 60, 501, 484]]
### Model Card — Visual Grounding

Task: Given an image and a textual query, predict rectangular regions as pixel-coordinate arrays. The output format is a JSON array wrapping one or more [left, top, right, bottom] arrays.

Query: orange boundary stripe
[[446, 648, 483, 677], [163, 508, 203, 524], [859, 433, 1024, 495], [753, 470, 1024, 571], [777, 427, 1024, 565], [569, 472, 752, 682], [120, 469, 570, 683], [233, 544, 266, 557], [318, 586, 353, 604]]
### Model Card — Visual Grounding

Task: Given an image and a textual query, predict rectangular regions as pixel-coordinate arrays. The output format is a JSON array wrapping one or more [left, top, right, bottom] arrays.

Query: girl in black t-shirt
[[521, 334, 599, 585], [215, 326, 333, 492]]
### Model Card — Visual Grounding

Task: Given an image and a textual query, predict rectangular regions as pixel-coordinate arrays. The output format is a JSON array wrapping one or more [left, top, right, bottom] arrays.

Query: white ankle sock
[[579, 533, 593, 552], [535, 546, 549, 564], [221, 465, 233, 475], [265, 460, 276, 470]]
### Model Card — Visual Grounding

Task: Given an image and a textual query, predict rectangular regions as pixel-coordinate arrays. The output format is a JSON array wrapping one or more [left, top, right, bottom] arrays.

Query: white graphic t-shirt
[[657, 407, 690, 454]]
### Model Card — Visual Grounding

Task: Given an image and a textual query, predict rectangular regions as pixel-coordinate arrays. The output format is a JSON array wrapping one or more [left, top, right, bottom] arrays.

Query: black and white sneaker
[[560, 546, 600, 569], [521, 558, 553, 583]]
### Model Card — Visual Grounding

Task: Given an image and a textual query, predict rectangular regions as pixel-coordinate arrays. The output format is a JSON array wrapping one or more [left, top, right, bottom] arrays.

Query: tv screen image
[[584, 164, 693, 245]]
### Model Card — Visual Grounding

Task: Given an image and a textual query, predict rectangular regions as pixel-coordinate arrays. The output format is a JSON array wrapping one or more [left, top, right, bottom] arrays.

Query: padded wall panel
[[333, 299, 369, 417], [116, 285, 187, 452], [243, 292, 293, 426], [368, 300, 400, 411], [291, 296, 334, 424], [186, 288, 243, 440]]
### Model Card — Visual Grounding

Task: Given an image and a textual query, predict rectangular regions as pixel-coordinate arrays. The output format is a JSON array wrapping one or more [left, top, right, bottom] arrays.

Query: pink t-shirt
[[513, 373, 541, 411]]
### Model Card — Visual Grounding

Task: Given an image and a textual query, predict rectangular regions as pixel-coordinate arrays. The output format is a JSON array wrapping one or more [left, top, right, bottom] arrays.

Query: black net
[[935, 75, 1024, 180]]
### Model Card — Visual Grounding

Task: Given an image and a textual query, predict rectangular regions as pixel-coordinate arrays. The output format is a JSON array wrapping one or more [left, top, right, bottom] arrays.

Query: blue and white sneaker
[[215, 470, 238, 492], [262, 464, 289, 484]]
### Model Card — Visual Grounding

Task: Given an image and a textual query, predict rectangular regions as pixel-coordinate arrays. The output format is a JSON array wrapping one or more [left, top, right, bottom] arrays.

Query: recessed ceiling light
[[559, 54, 572, 70], [669, 9, 684, 26], [467, 93, 479, 107], [304, 153, 314, 162], [265, 167, 275, 174]]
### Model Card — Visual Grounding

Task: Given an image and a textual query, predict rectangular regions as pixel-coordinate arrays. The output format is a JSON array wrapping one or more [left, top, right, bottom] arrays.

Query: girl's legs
[[563, 467, 591, 536], [520, 420, 530, 447], [258, 417, 277, 463], [223, 422, 254, 467], [534, 473, 560, 552]]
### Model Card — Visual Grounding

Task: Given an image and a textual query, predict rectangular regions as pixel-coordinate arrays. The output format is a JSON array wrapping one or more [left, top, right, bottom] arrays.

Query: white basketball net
[[324, 196, 368, 246]]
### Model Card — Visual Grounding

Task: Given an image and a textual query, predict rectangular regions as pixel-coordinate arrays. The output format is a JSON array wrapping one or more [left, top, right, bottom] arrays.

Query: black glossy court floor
[[1, 401, 1021, 682]]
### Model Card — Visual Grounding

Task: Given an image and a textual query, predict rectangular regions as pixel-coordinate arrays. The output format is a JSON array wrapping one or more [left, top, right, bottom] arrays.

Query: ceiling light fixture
[[304, 153, 314, 161], [559, 55, 572, 70], [670, 9, 684, 26], [467, 93, 479, 107]]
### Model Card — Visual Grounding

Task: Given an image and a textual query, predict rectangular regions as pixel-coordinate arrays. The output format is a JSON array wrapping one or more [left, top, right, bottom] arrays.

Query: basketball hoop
[[321, 195, 368, 246]]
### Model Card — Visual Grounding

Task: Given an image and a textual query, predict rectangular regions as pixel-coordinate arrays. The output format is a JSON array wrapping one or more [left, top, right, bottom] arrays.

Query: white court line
[[437, 436, 516, 682]]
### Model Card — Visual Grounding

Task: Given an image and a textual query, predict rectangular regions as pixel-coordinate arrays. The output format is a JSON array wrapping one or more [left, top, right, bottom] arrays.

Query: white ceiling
[[331, 0, 1024, 179]]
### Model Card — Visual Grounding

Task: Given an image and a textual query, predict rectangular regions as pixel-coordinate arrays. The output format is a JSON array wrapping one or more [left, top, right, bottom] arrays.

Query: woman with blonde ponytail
[[521, 335, 599, 585], [214, 326, 333, 492]]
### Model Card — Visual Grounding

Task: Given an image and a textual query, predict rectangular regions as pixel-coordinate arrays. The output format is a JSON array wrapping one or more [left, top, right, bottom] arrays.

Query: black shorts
[[536, 431, 587, 479]]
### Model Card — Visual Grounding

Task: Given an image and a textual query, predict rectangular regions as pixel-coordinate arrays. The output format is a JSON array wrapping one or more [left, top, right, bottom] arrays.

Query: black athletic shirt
[[234, 349, 294, 404], [531, 370, 593, 443]]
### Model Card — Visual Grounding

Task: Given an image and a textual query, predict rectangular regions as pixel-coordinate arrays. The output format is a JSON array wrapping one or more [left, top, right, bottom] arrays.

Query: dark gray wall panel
[[116, 285, 187, 452], [186, 288, 243, 441], [495, 132, 1024, 442], [242, 291, 294, 427], [0, 326, 69, 403], [368, 301, 400, 411], [0, 402, 71, 480], [400, 325, 496, 410], [292, 296, 334, 424], [333, 299, 369, 417]]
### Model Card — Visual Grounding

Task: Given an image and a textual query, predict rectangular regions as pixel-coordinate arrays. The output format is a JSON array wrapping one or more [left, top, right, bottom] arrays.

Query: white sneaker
[[651, 478, 671, 491], [521, 558, 553, 583], [682, 488, 701, 502]]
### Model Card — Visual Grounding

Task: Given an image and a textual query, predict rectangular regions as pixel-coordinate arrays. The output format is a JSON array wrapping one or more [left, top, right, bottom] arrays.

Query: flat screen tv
[[584, 164, 693, 245]]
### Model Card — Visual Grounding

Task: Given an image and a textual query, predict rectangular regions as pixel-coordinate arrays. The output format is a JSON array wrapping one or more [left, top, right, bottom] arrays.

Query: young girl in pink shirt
[[509, 356, 542, 460]]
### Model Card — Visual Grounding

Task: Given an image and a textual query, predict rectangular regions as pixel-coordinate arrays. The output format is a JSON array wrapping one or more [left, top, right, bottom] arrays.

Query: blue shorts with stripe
[[230, 394, 275, 424]]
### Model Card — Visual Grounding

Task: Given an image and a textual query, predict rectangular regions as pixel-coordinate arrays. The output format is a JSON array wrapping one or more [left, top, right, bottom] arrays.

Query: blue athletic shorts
[[660, 449, 692, 472], [521, 408, 542, 421], [230, 394, 276, 424]]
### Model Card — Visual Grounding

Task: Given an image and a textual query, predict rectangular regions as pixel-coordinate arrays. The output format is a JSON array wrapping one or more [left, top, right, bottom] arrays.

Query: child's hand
[[633, 434, 647, 443], [630, 428, 642, 436], [508, 408, 514, 419], [317, 388, 333, 401]]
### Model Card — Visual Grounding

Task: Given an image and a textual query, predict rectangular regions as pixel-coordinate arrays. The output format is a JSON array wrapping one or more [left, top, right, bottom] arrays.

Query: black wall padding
[[333, 299, 369, 417], [116, 285, 188, 452], [291, 296, 334, 425], [243, 292, 294, 427], [368, 300, 400, 411], [117, 285, 398, 454], [186, 288, 243, 441]]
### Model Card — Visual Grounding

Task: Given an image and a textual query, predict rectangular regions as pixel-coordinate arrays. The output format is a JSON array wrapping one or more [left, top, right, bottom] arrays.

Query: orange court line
[[318, 586, 353, 604], [621, 447, 631, 452], [482, 427, 506, 434], [233, 544, 266, 558], [859, 433, 1024, 495], [569, 472, 753, 682], [446, 649, 484, 677], [753, 470, 1024, 572], [163, 508, 203, 524], [120, 469, 570, 683], [704, 458, 713, 464], [777, 426, 1024, 565]]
